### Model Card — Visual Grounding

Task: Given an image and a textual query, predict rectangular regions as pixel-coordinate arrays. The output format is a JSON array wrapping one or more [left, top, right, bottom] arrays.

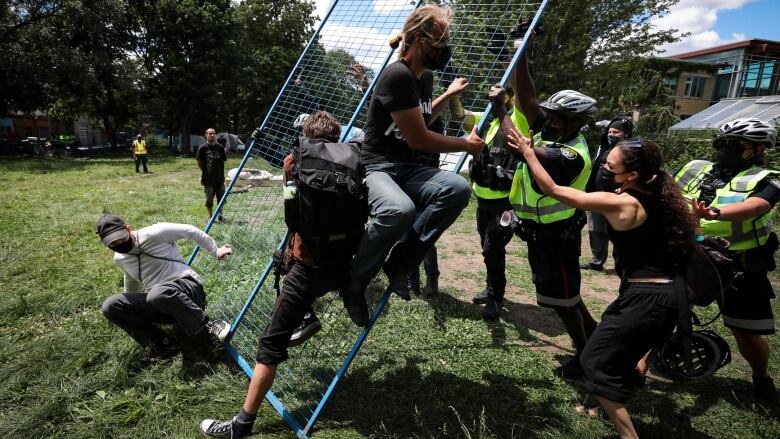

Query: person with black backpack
[[506, 134, 698, 439], [675, 118, 779, 406], [200, 111, 366, 438]]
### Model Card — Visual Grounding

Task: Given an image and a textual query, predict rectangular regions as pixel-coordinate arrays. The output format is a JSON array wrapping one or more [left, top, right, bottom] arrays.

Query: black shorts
[[255, 261, 348, 365], [204, 184, 226, 208], [581, 282, 679, 403], [526, 226, 581, 309], [720, 271, 775, 335]]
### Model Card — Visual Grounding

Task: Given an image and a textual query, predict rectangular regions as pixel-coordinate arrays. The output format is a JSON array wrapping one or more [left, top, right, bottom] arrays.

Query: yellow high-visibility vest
[[471, 104, 530, 200], [133, 140, 147, 155], [509, 134, 591, 224], [674, 160, 777, 251]]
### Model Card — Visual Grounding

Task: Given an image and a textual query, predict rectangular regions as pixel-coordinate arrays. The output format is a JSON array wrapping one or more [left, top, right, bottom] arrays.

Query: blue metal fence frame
[[186, 0, 550, 437]]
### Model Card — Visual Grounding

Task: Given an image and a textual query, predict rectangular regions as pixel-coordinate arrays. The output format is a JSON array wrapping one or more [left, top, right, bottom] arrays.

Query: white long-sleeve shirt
[[113, 223, 220, 293]]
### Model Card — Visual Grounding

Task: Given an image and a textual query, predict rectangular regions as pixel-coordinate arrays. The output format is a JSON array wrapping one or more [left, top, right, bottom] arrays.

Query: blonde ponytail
[[388, 34, 403, 49], [393, 5, 451, 58]]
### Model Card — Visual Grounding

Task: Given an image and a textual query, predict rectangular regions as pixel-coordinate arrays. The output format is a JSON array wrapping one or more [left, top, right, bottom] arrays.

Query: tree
[[128, 0, 234, 155], [527, 0, 682, 103]]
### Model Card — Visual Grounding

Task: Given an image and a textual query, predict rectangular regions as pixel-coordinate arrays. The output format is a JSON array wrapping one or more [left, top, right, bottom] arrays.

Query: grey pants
[[586, 212, 609, 266], [101, 276, 207, 346]]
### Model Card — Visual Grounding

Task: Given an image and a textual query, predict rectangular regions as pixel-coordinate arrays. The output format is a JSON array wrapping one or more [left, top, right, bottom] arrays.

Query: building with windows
[[665, 39, 780, 119]]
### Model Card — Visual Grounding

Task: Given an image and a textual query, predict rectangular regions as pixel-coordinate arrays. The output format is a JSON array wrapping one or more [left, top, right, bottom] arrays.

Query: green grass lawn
[[1, 154, 779, 438]]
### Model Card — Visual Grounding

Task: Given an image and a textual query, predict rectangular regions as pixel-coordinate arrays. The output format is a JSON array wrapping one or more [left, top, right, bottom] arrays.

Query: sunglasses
[[714, 137, 748, 150]]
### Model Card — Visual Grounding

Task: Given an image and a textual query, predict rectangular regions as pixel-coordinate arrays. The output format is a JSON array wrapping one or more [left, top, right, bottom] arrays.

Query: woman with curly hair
[[506, 133, 698, 439]]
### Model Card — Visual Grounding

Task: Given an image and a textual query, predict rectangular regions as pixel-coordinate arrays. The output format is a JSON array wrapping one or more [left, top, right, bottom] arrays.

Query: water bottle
[[284, 181, 298, 200]]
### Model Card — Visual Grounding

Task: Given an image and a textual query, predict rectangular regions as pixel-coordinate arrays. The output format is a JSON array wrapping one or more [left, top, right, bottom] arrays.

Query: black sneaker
[[341, 287, 369, 327], [135, 335, 178, 366], [203, 319, 231, 342], [555, 357, 584, 380], [753, 375, 779, 406], [481, 298, 502, 320], [422, 275, 439, 297], [385, 270, 411, 301], [289, 312, 322, 347], [200, 417, 253, 438], [472, 287, 490, 304]]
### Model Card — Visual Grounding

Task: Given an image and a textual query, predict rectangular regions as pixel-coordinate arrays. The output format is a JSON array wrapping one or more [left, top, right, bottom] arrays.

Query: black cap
[[96, 214, 129, 246]]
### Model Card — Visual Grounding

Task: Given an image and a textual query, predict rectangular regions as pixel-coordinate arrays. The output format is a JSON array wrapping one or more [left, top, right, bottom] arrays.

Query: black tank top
[[608, 189, 674, 278]]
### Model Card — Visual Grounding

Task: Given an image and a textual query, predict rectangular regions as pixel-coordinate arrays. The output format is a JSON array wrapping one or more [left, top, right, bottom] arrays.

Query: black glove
[[509, 18, 543, 39]]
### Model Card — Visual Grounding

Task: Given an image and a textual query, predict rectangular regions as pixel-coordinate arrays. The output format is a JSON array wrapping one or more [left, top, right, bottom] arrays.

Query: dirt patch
[[432, 227, 623, 357]]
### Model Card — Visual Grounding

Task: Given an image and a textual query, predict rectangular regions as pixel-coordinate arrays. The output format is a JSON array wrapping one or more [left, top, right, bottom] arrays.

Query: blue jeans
[[348, 162, 470, 291]]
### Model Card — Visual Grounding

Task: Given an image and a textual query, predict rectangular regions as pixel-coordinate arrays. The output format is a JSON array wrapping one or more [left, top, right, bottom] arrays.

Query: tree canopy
[[1, 0, 314, 153]]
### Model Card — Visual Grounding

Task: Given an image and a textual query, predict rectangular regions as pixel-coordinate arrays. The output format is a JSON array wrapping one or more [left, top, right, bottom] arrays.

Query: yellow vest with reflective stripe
[[471, 105, 530, 200], [133, 140, 147, 154], [674, 160, 776, 251], [509, 134, 591, 224]]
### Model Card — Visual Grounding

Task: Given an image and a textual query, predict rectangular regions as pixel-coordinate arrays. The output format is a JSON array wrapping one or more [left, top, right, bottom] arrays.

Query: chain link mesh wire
[[189, 0, 545, 435]]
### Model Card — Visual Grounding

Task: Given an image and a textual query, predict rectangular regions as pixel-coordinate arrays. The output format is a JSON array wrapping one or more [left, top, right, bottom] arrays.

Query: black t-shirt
[[362, 60, 433, 165], [196, 143, 227, 186], [418, 116, 443, 167]]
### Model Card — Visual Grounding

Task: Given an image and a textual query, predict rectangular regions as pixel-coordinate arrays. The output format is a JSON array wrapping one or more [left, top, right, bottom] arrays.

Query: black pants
[[476, 197, 513, 301], [256, 261, 348, 365], [581, 282, 678, 403], [101, 276, 207, 346], [135, 155, 148, 173]]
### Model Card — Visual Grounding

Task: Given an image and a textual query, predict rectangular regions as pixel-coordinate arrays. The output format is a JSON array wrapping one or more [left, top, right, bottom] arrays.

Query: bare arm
[[507, 130, 644, 229], [692, 196, 772, 222], [429, 77, 468, 125], [390, 106, 484, 155], [511, 52, 542, 127]]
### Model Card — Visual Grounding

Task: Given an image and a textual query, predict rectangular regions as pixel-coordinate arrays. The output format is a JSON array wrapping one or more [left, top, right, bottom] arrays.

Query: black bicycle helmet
[[651, 330, 731, 381]]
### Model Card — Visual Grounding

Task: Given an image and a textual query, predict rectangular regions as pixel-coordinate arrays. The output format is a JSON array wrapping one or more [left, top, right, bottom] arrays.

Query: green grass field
[[1, 154, 779, 438]]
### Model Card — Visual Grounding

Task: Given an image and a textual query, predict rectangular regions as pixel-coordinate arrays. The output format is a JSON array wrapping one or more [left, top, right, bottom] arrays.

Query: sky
[[311, 0, 780, 58], [653, 0, 780, 55]]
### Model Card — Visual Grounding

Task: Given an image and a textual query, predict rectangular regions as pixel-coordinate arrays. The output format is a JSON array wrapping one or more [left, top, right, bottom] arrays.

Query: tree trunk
[[178, 108, 194, 156]]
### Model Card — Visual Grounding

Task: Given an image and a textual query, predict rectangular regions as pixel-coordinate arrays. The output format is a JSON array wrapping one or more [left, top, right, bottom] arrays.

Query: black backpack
[[684, 235, 734, 307], [284, 137, 368, 260]]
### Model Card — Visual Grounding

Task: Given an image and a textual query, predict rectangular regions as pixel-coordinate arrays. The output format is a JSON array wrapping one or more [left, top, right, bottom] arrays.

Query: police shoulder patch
[[767, 178, 780, 190], [560, 147, 578, 160]]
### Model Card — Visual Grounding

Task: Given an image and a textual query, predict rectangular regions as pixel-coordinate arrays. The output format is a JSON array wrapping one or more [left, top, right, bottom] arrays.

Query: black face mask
[[110, 238, 135, 254], [715, 147, 750, 170], [423, 44, 452, 71], [599, 168, 624, 193], [607, 135, 622, 147], [540, 125, 560, 142]]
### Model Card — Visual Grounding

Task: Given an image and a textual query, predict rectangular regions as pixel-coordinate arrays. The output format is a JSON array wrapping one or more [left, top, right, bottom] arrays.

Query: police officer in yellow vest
[[504, 49, 599, 379], [467, 84, 530, 320], [675, 118, 779, 405], [133, 134, 149, 173]]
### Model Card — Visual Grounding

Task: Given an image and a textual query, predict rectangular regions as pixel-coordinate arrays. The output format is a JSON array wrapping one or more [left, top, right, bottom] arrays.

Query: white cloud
[[652, 0, 755, 55], [318, 23, 395, 70], [313, 0, 410, 24]]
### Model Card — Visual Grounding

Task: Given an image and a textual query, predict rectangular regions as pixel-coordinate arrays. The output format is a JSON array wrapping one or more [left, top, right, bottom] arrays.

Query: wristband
[[710, 207, 721, 220]]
